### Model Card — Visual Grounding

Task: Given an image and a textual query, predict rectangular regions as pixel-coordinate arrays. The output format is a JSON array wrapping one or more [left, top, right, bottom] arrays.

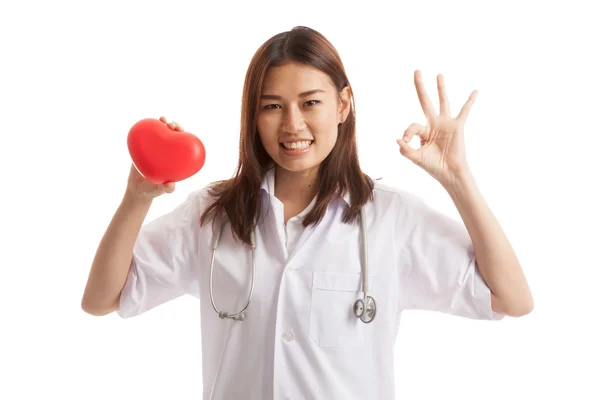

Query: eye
[[263, 104, 281, 110], [304, 100, 320, 107]]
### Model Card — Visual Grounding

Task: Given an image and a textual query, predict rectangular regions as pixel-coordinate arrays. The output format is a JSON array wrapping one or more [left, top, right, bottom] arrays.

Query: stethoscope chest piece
[[353, 295, 377, 323]]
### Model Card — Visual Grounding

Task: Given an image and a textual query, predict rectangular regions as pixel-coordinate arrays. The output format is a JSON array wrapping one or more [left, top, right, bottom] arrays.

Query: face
[[256, 62, 351, 175]]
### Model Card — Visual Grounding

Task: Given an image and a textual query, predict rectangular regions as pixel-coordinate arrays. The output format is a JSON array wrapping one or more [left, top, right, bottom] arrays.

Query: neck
[[274, 165, 319, 204]]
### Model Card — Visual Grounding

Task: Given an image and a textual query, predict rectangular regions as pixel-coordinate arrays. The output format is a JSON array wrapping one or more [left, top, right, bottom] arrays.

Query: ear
[[338, 86, 352, 124]]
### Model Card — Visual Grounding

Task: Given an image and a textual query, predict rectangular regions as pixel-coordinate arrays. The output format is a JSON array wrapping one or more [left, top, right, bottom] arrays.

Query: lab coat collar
[[260, 165, 351, 207]]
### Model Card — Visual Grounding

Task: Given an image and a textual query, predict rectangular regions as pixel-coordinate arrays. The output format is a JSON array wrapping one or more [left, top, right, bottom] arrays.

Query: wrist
[[122, 189, 153, 210], [443, 167, 475, 197]]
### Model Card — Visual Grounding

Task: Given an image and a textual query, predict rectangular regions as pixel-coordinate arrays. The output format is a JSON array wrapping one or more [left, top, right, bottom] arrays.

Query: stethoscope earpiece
[[218, 310, 246, 321], [234, 312, 246, 321]]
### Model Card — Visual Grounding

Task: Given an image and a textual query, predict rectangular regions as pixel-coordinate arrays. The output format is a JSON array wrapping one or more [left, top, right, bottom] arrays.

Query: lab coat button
[[282, 330, 295, 342]]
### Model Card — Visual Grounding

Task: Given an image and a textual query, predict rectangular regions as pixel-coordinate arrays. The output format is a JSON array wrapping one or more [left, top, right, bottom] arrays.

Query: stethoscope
[[208, 207, 377, 324]]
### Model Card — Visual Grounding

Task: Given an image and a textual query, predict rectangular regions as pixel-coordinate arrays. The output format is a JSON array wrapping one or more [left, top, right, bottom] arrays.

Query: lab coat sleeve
[[396, 192, 504, 320], [117, 190, 204, 318]]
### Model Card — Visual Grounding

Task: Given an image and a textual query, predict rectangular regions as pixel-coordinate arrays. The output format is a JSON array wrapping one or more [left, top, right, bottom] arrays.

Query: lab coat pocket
[[309, 272, 372, 348]]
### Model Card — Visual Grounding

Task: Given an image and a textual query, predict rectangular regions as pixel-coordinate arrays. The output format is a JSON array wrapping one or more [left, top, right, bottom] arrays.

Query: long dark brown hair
[[200, 26, 374, 245]]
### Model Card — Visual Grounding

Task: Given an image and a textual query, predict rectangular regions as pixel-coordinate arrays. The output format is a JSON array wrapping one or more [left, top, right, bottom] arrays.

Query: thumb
[[396, 138, 420, 163], [161, 182, 176, 194]]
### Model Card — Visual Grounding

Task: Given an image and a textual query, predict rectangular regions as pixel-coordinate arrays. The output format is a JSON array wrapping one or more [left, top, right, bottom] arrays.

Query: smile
[[280, 140, 314, 150]]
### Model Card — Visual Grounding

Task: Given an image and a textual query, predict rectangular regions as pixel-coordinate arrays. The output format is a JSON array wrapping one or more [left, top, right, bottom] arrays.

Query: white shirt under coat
[[118, 166, 504, 399]]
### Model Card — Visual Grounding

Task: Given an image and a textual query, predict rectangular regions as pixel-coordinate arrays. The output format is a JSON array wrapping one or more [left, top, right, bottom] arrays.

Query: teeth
[[282, 140, 312, 150]]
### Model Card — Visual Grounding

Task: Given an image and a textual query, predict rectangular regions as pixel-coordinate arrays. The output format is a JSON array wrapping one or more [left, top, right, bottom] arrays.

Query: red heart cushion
[[127, 118, 206, 184]]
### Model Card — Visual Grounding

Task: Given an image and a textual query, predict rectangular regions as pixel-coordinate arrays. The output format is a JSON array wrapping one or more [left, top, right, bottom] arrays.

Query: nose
[[281, 106, 306, 134]]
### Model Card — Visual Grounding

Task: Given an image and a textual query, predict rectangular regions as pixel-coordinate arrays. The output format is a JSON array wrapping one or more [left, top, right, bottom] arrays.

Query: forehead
[[261, 62, 335, 94]]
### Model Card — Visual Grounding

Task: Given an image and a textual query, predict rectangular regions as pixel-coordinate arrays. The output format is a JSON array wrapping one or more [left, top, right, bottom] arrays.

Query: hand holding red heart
[[126, 162, 176, 200], [125, 116, 186, 200], [127, 116, 206, 189]]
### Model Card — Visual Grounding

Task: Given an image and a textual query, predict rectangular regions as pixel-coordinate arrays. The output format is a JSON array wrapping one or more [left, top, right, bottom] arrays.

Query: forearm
[[443, 169, 534, 317], [81, 192, 152, 315]]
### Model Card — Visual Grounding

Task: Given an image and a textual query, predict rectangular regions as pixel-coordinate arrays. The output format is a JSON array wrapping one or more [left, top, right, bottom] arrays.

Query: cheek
[[257, 117, 277, 144], [313, 110, 336, 126], [311, 112, 339, 141]]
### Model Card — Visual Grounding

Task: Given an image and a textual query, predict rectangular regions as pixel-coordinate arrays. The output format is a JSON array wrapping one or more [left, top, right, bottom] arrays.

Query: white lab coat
[[118, 166, 504, 399]]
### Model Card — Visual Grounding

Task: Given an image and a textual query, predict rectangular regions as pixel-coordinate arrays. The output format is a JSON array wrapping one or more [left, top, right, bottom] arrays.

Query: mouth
[[279, 140, 314, 153]]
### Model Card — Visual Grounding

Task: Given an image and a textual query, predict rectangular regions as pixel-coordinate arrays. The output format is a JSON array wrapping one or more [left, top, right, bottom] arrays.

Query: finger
[[159, 116, 167, 123], [437, 74, 450, 117], [401, 123, 427, 144], [168, 121, 184, 131], [153, 182, 175, 196], [396, 138, 420, 163], [163, 182, 176, 193], [457, 90, 478, 122], [414, 70, 436, 117]]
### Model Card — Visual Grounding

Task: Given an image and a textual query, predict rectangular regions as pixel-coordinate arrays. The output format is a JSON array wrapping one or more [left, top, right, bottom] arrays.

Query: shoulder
[[159, 182, 219, 224], [371, 179, 426, 211], [370, 179, 465, 239], [181, 181, 222, 208], [368, 178, 447, 228]]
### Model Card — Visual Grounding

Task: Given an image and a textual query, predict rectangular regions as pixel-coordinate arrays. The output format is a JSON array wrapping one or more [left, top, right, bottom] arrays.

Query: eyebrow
[[260, 89, 326, 100]]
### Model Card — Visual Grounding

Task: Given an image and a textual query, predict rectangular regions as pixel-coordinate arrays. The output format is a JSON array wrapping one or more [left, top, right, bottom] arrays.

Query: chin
[[267, 142, 331, 173], [276, 158, 321, 173]]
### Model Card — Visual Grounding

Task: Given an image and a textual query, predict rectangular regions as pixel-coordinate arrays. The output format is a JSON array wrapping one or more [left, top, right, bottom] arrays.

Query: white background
[[1, 0, 598, 399]]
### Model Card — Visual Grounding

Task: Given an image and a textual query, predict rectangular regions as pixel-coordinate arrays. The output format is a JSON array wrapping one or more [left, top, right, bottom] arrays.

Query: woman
[[82, 26, 533, 399]]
